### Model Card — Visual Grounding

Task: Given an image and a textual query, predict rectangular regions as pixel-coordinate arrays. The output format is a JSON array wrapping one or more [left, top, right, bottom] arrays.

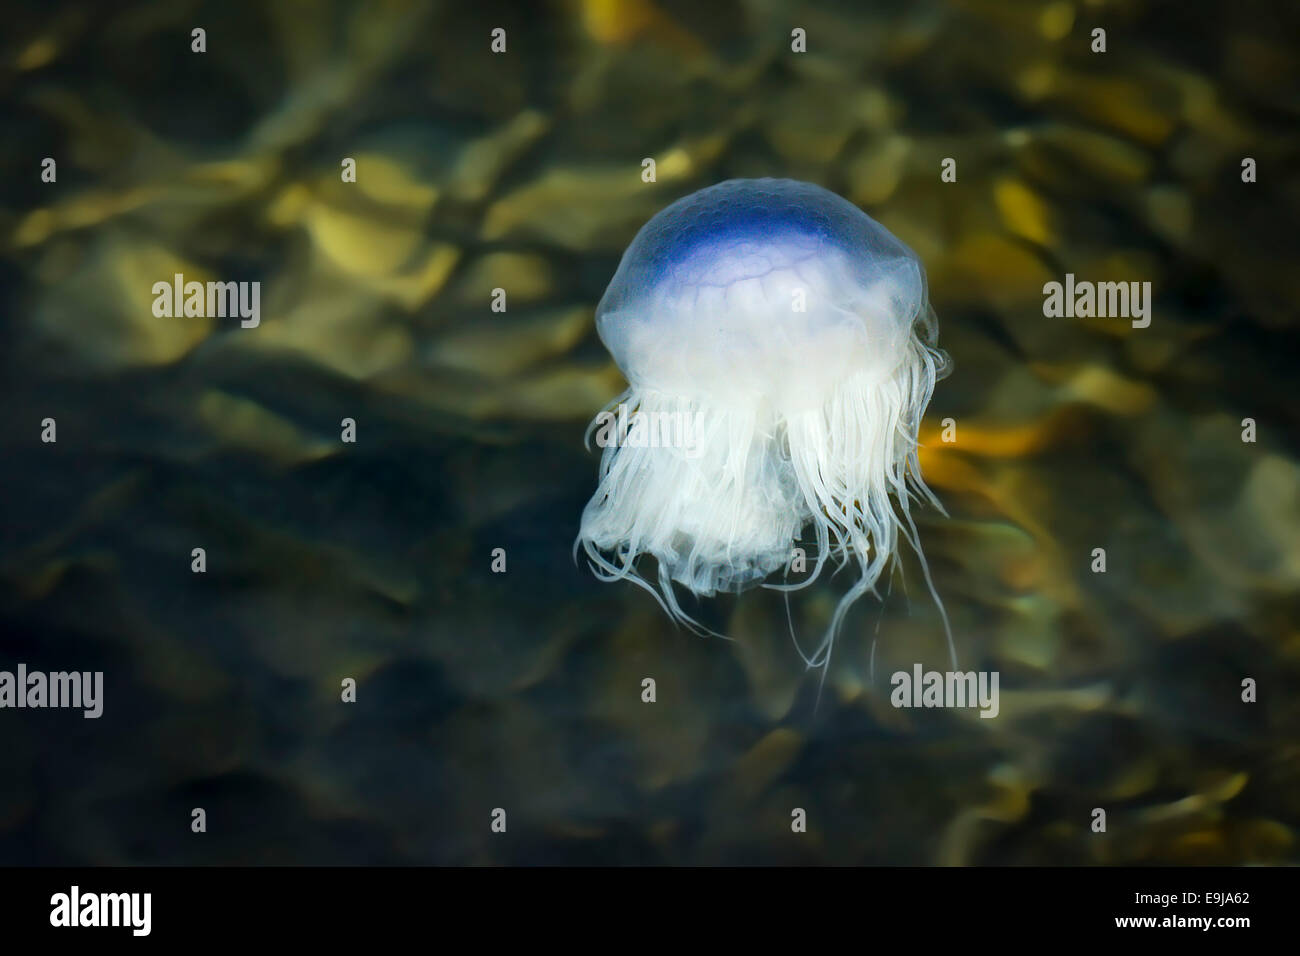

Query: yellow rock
[[764, 83, 864, 164], [1049, 74, 1179, 147], [848, 135, 913, 206], [430, 308, 592, 379], [991, 595, 1062, 669], [1144, 185, 1193, 244], [186, 157, 280, 194], [505, 364, 630, 420], [1169, 829, 1228, 860], [656, 147, 692, 182], [368, 243, 461, 310], [920, 416, 1058, 459], [580, 0, 659, 44], [728, 593, 806, 722], [1236, 819, 1294, 860], [1016, 63, 1057, 101], [351, 153, 439, 210], [13, 208, 57, 247], [578, 0, 707, 54], [449, 110, 548, 202], [1234, 455, 1300, 588], [728, 729, 804, 803], [248, 267, 415, 378], [990, 683, 1112, 721], [936, 233, 1053, 309], [196, 390, 334, 466], [13, 187, 158, 247], [1038, 2, 1074, 40], [1014, 124, 1152, 186], [401, 362, 625, 421], [451, 252, 554, 307], [303, 201, 423, 278], [993, 177, 1054, 245], [1201, 771, 1250, 803], [481, 167, 666, 250], [16, 36, 58, 70], [34, 235, 213, 367], [1028, 362, 1158, 415], [1103, 760, 1160, 801]]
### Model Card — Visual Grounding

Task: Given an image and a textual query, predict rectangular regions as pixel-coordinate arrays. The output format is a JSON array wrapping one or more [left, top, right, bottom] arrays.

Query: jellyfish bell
[[578, 178, 952, 672]]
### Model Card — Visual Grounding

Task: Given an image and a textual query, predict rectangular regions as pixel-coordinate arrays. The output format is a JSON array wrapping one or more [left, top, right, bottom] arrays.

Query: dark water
[[1, 0, 1298, 865]]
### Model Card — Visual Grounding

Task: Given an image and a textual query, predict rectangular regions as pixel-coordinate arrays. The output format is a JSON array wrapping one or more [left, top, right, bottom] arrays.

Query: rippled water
[[1, 0, 1298, 865]]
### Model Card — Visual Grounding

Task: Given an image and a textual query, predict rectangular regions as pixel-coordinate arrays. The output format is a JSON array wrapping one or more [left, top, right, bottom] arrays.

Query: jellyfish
[[577, 178, 952, 677]]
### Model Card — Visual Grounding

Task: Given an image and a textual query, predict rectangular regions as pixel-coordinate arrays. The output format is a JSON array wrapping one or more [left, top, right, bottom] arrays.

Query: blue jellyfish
[[578, 178, 952, 675]]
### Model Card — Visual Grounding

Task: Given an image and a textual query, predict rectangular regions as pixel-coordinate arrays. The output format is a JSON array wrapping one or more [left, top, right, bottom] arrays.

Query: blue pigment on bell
[[578, 178, 952, 672]]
